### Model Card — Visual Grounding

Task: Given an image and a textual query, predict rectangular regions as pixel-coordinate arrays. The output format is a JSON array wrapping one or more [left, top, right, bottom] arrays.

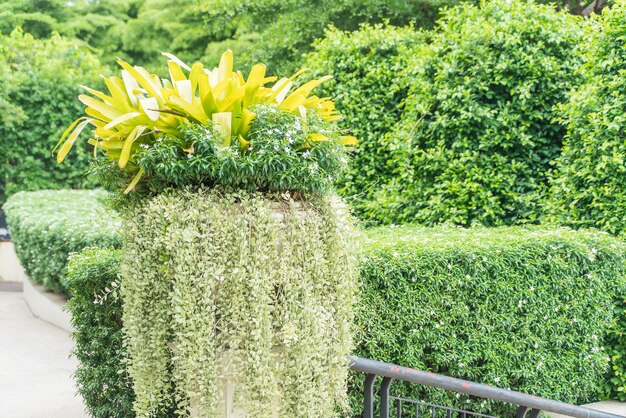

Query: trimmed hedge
[[356, 225, 626, 415], [549, 1, 626, 236], [65, 248, 135, 418], [368, 0, 584, 226], [305, 24, 425, 219], [0, 30, 106, 204], [3, 189, 121, 292], [64, 222, 626, 416]]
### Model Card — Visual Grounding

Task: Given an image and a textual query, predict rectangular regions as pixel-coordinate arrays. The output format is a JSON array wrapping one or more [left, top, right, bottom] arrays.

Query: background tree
[[549, 0, 626, 236], [200, 0, 480, 74], [0, 29, 106, 203]]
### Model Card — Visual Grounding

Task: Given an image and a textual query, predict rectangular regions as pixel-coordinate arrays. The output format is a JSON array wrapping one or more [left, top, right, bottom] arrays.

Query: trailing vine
[[121, 187, 358, 417]]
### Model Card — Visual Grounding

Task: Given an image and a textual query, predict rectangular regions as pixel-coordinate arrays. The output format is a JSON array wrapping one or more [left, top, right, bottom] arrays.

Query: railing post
[[516, 406, 529, 418], [364, 373, 376, 418], [380, 376, 393, 418]]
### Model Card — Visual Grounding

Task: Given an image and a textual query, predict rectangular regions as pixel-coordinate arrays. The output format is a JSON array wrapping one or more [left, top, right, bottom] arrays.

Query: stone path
[[0, 289, 87, 418]]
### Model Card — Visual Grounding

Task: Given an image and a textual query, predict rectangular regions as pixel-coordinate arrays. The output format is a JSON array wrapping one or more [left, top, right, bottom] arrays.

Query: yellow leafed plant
[[54, 50, 356, 193]]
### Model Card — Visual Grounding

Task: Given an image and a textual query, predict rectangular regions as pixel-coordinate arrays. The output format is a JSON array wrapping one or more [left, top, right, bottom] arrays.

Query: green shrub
[[55, 50, 352, 197], [3, 189, 121, 292], [368, 0, 584, 226], [121, 187, 357, 417], [135, 106, 348, 196], [0, 29, 106, 204], [356, 225, 626, 415], [306, 24, 424, 217], [549, 2, 626, 236], [65, 248, 135, 418]]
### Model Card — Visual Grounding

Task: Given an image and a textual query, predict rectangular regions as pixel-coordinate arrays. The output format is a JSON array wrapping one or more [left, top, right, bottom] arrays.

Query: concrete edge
[[23, 275, 73, 333], [0, 241, 27, 282]]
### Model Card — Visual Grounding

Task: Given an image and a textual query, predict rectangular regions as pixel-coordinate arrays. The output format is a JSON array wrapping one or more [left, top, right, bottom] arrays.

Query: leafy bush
[[369, 0, 584, 226], [136, 106, 347, 195], [305, 24, 424, 217], [121, 187, 357, 417], [56, 50, 354, 196], [549, 2, 626, 236], [356, 225, 626, 415], [3, 189, 121, 292], [0, 29, 106, 204], [65, 248, 135, 418]]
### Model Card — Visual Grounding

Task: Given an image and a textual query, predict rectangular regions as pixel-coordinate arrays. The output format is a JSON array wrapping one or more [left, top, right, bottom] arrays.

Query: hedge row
[[65, 248, 135, 418], [355, 225, 626, 415], [63, 221, 626, 416], [3, 189, 121, 292]]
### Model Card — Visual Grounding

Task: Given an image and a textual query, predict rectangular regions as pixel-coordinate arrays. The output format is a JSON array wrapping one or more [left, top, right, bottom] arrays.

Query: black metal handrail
[[349, 356, 624, 418]]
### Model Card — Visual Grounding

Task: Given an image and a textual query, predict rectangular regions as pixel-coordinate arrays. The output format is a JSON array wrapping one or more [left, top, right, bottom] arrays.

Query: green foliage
[[134, 106, 348, 195], [356, 225, 626, 415], [536, 0, 613, 15], [549, 1, 626, 236], [65, 248, 135, 418], [0, 0, 67, 38], [201, 0, 477, 75], [0, 29, 106, 203], [121, 0, 211, 69], [606, 294, 626, 401], [368, 0, 584, 226], [306, 24, 425, 215], [3, 190, 121, 292], [121, 188, 357, 417], [0, 0, 205, 71], [56, 48, 351, 197]]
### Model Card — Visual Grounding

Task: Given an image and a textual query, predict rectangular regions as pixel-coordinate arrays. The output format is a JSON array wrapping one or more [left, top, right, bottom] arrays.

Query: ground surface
[[549, 402, 626, 417], [0, 289, 87, 418]]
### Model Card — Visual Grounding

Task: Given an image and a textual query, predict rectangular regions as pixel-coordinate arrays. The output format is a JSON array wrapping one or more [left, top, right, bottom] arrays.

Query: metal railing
[[349, 356, 624, 418]]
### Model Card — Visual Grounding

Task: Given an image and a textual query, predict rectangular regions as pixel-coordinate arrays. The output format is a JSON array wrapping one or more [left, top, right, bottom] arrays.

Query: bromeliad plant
[[54, 50, 356, 194]]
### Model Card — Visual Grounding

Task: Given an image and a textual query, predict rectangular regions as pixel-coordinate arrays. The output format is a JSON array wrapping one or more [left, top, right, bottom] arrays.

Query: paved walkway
[[0, 289, 87, 418], [549, 402, 626, 417]]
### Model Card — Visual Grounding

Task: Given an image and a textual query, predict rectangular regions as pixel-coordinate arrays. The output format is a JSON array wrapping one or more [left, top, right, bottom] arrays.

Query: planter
[[121, 188, 357, 417]]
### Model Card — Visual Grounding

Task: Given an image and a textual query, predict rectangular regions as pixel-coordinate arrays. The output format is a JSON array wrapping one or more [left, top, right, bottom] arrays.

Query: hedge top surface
[[364, 224, 625, 253], [3, 189, 120, 237]]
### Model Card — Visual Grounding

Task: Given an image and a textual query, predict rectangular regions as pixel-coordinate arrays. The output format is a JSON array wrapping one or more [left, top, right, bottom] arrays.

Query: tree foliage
[[305, 24, 425, 216], [201, 0, 478, 74], [0, 29, 106, 203], [368, 0, 584, 226], [549, 1, 626, 235]]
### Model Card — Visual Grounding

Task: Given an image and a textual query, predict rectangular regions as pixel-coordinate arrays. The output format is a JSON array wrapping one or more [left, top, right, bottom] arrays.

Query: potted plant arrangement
[[55, 50, 358, 417]]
